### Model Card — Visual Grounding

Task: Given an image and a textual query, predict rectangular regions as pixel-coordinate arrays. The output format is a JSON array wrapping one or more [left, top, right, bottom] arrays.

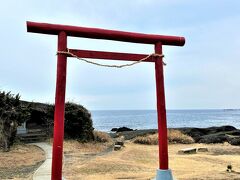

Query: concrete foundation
[[153, 169, 175, 180]]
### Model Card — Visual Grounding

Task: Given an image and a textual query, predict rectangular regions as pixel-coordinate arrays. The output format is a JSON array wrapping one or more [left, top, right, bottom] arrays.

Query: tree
[[0, 91, 94, 151], [64, 102, 94, 142], [47, 102, 94, 142], [0, 91, 30, 151]]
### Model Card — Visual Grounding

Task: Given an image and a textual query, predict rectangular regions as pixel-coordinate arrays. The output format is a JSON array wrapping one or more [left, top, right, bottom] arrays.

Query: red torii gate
[[27, 21, 185, 180]]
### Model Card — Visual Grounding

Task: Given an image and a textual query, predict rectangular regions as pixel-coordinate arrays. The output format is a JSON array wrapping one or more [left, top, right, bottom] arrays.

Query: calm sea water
[[91, 109, 240, 132]]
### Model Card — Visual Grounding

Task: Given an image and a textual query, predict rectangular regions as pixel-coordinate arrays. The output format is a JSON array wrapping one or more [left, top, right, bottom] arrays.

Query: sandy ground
[[63, 141, 240, 180], [0, 144, 45, 180]]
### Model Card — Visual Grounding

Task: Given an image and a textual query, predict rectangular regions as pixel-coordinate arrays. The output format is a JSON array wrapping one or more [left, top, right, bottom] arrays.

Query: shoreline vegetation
[[110, 125, 240, 146]]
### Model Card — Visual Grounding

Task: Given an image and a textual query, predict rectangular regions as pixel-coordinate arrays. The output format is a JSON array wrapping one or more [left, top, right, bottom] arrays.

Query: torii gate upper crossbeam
[[27, 21, 185, 46], [26, 21, 185, 180]]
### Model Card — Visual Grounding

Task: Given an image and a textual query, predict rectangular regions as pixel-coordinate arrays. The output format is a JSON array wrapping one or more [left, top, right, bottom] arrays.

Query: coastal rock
[[226, 130, 240, 136], [109, 129, 157, 140], [178, 126, 240, 145], [111, 128, 118, 132], [109, 126, 240, 146], [179, 128, 208, 141], [117, 127, 133, 132], [198, 134, 229, 144], [113, 127, 134, 132], [228, 137, 240, 146], [178, 126, 237, 141]]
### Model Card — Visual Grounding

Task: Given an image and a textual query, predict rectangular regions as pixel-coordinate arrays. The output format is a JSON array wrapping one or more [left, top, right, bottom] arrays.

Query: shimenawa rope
[[57, 49, 166, 68]]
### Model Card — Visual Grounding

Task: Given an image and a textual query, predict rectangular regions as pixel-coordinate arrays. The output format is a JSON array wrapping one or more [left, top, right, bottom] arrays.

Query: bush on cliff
[[64, 102, 94, 142], [0, 90, 94, 150], [0, 91, 30, 151], [46, 102, 94, 142], [23, 101, 94, 142]]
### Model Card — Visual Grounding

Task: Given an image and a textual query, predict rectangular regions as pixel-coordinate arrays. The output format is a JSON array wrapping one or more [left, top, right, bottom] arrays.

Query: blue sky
[[0, 0, 239, 110]]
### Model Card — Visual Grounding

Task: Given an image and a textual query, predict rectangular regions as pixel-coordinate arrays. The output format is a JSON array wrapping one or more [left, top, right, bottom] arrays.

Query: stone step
[[18, 133, 47, 137], [178, 148, 197, 154], [178, 147, 209, 154], [17, 132, 48, 143], [114, 145, 121, 151], [27, 128, 47, 133], [19, 137, 47, 143]]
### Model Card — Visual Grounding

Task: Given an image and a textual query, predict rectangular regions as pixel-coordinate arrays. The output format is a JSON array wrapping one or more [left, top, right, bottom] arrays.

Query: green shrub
[[0, 90, 94, 150], [0, 91, 30, 151], [46, 102, 94, 142], [64, 102, 94, 142]]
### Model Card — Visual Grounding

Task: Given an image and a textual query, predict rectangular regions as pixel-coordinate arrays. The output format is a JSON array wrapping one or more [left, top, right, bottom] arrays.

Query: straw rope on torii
[[27, 21, 185, 180], [57, 48, 166, 68]]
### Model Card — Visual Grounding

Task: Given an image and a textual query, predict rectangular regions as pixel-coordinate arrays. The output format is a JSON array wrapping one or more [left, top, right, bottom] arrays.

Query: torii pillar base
[[153, 169, 175, 180]]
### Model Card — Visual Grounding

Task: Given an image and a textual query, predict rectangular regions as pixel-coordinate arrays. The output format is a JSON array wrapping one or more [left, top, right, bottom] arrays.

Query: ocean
[[91, 109, 240, 132]]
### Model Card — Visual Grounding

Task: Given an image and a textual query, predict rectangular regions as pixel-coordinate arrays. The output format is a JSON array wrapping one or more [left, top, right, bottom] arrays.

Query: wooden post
[[26, 21, 185, 179], [51, 31, 67, 180], [155, 42, 169, 170]]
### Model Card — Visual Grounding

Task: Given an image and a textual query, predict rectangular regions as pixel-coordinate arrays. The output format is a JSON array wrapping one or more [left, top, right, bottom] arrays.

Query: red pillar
[[51, 31, 67, 180], [155, 42, 169, 170]]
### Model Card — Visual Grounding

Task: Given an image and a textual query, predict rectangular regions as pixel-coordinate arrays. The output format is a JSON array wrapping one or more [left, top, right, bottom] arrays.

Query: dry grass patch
[[168, 129, 194, 144], [79, 161, 145, 174], [0, 144, 45, 179], [50, 131, 113, 154], [0, 144, 45, 168], [133, 129, 194, 145], [93, 131, 113, 143], [63, 142, 157, 180], [63, 139, 112, 154], [63, 141, 240, 180], [133, 133, 158, 145]]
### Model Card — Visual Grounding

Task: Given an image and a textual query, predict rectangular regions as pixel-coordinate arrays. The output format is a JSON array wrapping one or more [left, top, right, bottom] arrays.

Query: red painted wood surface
[[68, 49, 155, 62], [51, 31, 67, 180], [27, 21, 186, 178], [27, 21, 185, 46], [154, 42, 169, 170]]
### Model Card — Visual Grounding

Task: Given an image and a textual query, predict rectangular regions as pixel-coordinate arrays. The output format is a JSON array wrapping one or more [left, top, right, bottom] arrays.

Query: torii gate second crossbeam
[[26, 21, 185, 180]]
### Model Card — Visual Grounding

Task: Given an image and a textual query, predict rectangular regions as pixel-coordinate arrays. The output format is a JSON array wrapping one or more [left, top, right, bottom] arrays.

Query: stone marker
[[114, 145, 121, 151], [178, 148, 197, 154]]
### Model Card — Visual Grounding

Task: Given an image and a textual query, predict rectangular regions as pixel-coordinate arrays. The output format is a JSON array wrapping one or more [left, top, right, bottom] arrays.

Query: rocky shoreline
[[109, 125, 240, 145], [177, 125, 240, 145]]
